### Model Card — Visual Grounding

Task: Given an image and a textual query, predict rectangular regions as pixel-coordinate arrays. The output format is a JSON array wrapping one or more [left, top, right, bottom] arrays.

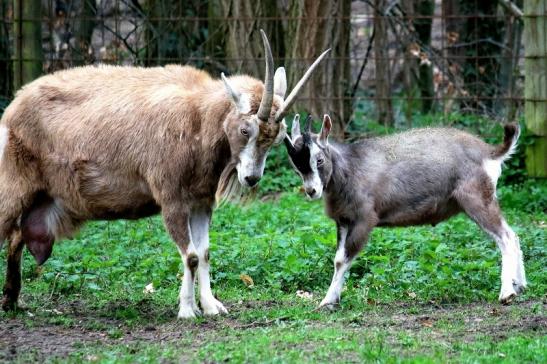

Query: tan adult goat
[[0, 31, 329, 318]]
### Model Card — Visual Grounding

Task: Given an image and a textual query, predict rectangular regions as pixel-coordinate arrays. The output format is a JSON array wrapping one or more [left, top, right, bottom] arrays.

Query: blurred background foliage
[[0, 0, 545, 180]]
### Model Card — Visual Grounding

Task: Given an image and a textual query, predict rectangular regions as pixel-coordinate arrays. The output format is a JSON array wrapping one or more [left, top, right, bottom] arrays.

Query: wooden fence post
[[13, 0, 42, 90], [524, 0, 546, 177]]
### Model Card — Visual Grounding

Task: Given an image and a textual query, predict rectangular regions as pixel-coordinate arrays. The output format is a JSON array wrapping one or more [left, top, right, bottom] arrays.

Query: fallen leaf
[[143, 283, 155, 294], [240, 274, 254, 287], [296, 290, 313, 300]]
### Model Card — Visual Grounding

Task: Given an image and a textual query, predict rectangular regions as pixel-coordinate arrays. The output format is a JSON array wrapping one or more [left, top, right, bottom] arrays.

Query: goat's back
[[337, 128, 503, 225], [1, 65, 226, 169]]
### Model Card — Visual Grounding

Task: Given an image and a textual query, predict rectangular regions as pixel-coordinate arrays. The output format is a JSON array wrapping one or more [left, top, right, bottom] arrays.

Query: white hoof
[[177, 304, 201, 319], [201, 296, 228, 316]]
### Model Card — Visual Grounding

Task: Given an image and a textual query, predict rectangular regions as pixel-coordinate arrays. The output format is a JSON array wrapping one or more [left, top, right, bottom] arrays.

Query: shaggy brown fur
[[0, 64, 284, 311]]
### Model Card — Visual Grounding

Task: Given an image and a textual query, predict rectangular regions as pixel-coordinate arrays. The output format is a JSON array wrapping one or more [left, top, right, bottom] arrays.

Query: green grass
[[1, 179, 546, 363]]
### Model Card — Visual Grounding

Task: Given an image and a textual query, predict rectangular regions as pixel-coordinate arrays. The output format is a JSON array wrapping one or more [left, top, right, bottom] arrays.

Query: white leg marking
[[190, 208, 227, 316], [502, 220, 527, 292], [319, 227, 351, 307], [176, 225, 200, 319], [492, 220, 525, 303]]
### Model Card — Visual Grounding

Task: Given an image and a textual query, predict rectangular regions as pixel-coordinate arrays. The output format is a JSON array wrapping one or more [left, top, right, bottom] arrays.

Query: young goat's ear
[[290, 114, 301, 141], [274, 67, 287, 98], [221, 73, 250, 114], [318, 114, 332, 147]]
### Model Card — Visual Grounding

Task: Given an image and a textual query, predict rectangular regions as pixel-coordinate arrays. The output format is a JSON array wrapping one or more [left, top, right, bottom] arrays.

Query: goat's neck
[[325, 143, 354, 199]]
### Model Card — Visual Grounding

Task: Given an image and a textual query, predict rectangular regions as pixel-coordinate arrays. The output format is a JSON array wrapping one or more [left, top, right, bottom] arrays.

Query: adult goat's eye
[[240, 128, 249, 137], [317, 158, 324, 166]]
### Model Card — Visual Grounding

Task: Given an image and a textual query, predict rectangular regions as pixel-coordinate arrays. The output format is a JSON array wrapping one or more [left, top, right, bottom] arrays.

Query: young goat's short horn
[[257, 30, 275, 121], [304, 114, 313, 133]]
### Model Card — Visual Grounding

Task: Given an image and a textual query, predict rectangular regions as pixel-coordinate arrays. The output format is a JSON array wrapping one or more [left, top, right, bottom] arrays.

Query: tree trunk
[[401, 0, 434, 123], [373, 0, 394, 127], [524, 0, 546, 177], [13, 0, 43, 90], [496, 0, 523, 120], [284, 0, 351, 137], [207, 0, 283, 76], [401, 0, 417, 127], [447, 0, 504, 111], [146, 0, 208, 67], [73, 0, 96, 65], [414, 0, 434, 113], [0, 0, 12, 105]]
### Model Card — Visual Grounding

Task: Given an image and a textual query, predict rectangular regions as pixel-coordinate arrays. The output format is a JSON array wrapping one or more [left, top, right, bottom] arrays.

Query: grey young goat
[[284, 114, 526, 308]]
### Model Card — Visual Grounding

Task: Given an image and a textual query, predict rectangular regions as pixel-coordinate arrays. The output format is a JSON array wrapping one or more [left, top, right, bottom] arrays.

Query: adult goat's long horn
[[275, 48, 331, 122], [257, 29, 275, 121]]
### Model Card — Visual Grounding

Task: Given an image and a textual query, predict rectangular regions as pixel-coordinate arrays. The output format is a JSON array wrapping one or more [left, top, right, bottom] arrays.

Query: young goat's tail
[[492, 123, 520, 162]]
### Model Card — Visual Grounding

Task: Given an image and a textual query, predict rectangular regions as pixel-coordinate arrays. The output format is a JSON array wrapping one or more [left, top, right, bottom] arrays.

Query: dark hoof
[[1, 295, 18, 312], [315, 303, 340, 312], [513, 284, 526, 294], [499, 293, 516, 305]]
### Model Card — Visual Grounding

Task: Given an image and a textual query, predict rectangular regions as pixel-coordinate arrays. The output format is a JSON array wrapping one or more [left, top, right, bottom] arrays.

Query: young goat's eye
[[317, 158, 324, 166], [240, 128, 249, 137]]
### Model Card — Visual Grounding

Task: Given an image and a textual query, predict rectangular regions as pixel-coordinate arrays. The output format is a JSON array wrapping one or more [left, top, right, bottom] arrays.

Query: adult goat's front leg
[[189, 206, 227, 316], [163, 203, 200, 319], [319, 221, 372, 309]]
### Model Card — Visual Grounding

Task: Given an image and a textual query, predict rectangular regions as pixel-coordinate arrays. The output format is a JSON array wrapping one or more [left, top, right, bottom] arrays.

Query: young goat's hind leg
[[455, 180, 526, 304]]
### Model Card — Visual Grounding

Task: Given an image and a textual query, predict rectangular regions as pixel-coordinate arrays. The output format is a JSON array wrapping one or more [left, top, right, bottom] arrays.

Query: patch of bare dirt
[[0, 299, 545, 362]]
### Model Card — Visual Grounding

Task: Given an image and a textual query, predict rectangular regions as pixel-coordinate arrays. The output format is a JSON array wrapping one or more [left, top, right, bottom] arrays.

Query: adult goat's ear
[[318, 114, 332, 147], [221, 73, 250, 114], [274, 67, 287, 99]]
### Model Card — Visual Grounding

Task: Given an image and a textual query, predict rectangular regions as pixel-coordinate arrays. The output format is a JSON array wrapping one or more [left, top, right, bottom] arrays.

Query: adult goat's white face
[[221, 30, 331, 188]]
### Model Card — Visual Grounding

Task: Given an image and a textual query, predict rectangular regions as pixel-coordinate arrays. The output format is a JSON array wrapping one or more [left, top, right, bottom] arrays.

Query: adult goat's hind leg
[[0, 175, 39, 311], [2, 230, 24, 311], [456, 181, 525, 304]]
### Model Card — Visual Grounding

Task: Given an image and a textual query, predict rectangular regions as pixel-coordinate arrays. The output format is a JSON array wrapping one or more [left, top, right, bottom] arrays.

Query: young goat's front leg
[[162, 203, 200, 319], [319, 221, 372, 309], [189, 206, 227, 316]]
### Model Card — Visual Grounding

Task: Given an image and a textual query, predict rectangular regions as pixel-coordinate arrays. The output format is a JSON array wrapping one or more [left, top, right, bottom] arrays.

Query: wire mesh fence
[[0, 0, 541, 133]]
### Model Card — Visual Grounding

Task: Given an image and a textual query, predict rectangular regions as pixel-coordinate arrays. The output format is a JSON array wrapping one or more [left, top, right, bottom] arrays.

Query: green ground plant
[[1, 113, 545, 363], [1, 177, 545, 363]]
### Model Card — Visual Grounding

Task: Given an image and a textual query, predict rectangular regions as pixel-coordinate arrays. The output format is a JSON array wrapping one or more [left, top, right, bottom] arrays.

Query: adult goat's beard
[[215, 159, 257, 207]]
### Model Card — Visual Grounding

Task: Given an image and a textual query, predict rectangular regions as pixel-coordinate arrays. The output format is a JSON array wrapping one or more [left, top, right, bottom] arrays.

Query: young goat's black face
[[284, 115, 333, 199]]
